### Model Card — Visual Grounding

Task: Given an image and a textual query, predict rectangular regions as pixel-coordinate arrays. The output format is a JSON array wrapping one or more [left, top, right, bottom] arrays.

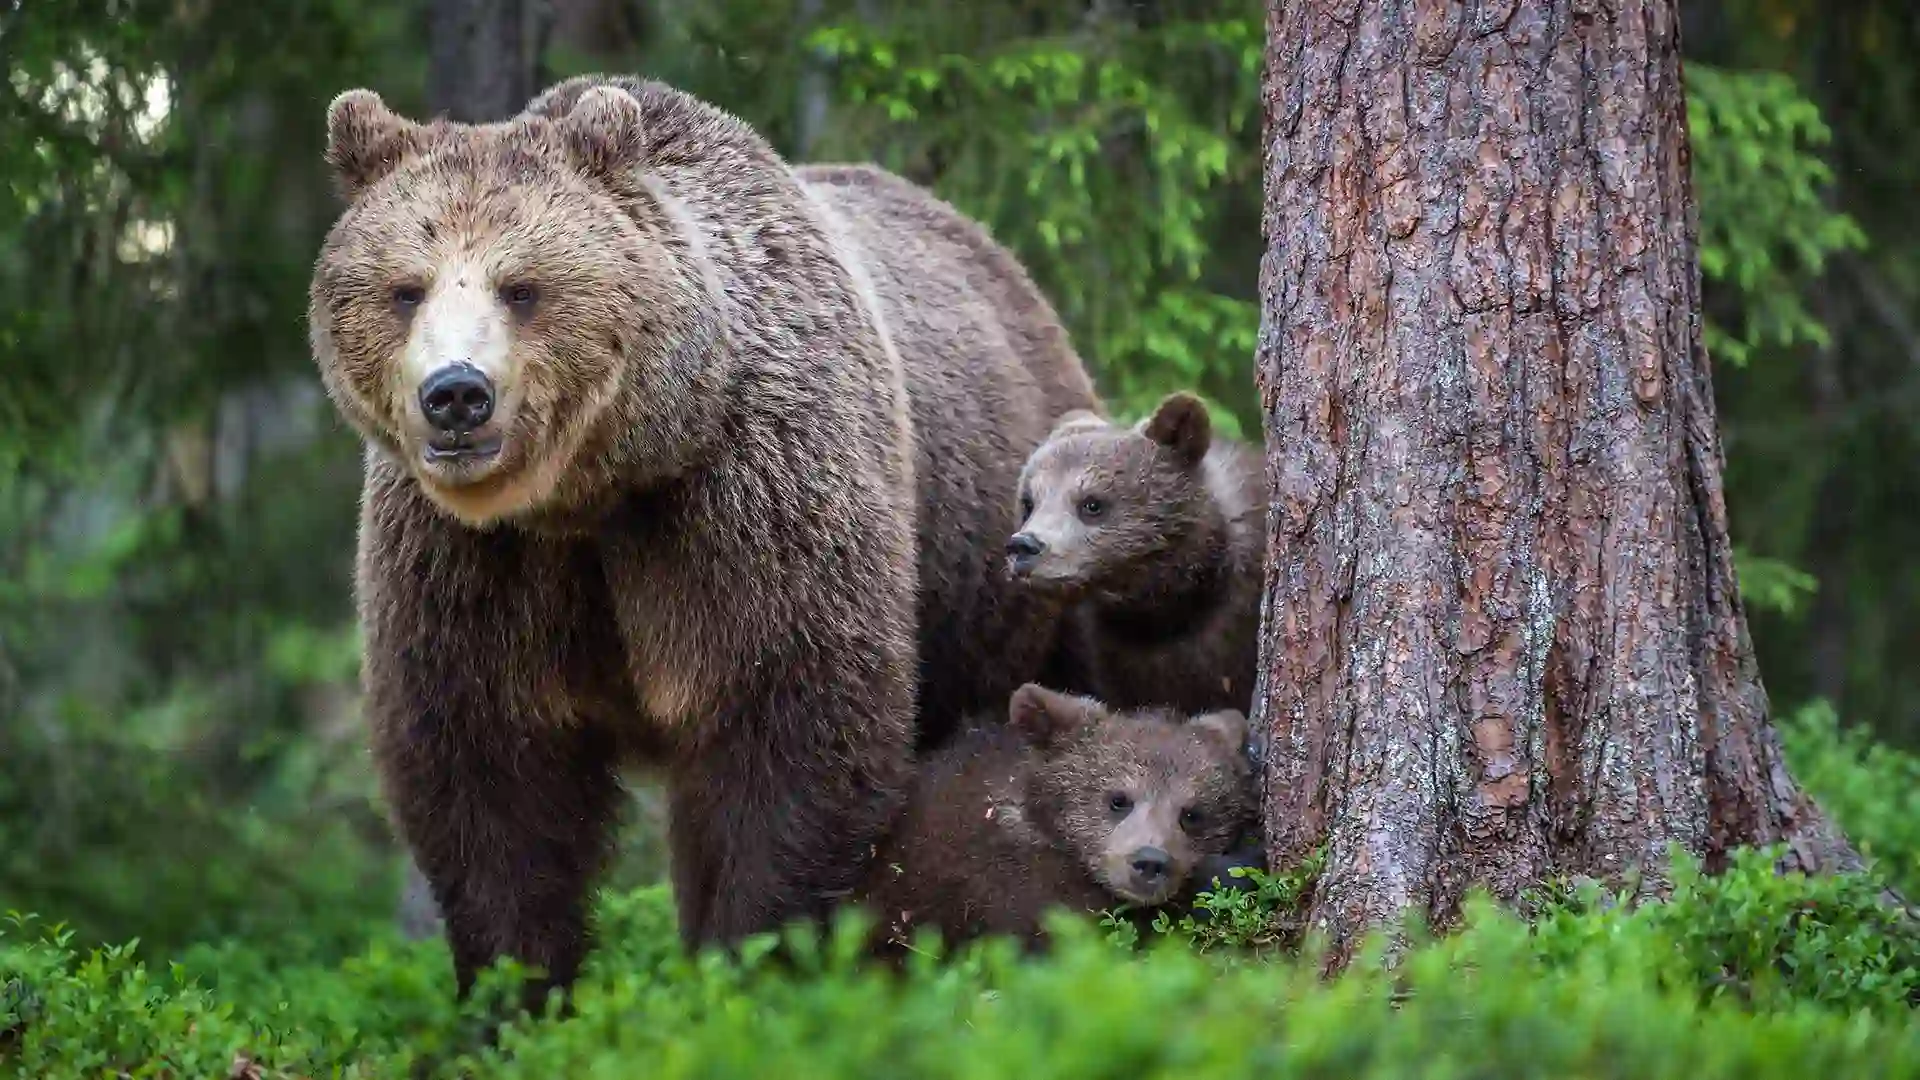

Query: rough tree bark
[[1253, 0, 1871, 965]]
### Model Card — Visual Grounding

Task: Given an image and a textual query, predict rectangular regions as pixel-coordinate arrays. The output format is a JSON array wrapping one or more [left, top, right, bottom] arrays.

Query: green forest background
[[4, 0, 1920, 1026]]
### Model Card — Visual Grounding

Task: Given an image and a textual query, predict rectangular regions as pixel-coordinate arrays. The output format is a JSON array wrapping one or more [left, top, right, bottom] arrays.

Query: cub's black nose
[[1006, 532, 1046, 559], [1129, 846, 1171, 883], [419, 363, 495, 433]]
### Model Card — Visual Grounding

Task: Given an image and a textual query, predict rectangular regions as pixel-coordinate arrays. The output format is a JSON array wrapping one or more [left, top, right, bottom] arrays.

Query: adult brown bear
[[307, 75, 1100, 1004]]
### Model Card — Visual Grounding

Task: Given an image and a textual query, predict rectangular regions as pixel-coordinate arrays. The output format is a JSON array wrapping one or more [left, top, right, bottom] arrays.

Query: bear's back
[[796, 164, 1105, 747], [526, 79, 1103, 748]]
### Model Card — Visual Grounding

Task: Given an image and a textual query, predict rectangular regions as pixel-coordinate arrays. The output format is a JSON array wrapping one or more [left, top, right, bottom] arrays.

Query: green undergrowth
[[1779, 700, 1920, 899], [1100, 846, 1325, 959], [4, 702, 1918, 1078], [4, 843, 1918, 1079]]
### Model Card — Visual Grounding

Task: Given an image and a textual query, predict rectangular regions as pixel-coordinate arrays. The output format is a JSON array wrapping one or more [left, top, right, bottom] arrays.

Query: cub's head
[[309, 83, 721, 526], [1008, 683, 1254, 908], [1007, 392, 1217, 594]]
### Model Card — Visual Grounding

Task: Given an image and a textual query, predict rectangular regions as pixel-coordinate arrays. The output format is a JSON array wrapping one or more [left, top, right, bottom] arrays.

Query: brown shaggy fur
[[785, 162, 1103, 747], [307, 75, 1097, 1004], [854, 684, 1254, 954], [1008, 392, 1264, 716]]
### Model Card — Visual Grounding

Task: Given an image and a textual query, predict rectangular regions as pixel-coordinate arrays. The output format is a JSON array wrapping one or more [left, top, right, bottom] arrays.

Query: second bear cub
[[854, 683, 1253, 954], [1008, 391, 1263, 715]]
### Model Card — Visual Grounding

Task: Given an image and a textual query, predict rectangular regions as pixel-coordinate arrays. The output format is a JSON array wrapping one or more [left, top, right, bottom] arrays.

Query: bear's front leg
[[384, 713, 623, 1007], [665, 655, 915, 951], [357, 462, 627, 1009]]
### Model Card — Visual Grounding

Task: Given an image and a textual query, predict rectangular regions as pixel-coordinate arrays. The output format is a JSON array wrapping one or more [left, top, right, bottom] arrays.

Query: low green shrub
[[6, 847, 1920, 1080], [1779, 699, 1920, 899], [1524, 846, 1920, 1015], [3, 698, 1915, 1078], [0, 692, 400, 966], [1102, 847, 1324, 959]]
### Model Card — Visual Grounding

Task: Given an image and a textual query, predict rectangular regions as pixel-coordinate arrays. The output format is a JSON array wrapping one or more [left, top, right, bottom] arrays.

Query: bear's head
[[1006, 392, 1219, 597], [1007, 683, 1253, 908], [308, 84, 724, 526]]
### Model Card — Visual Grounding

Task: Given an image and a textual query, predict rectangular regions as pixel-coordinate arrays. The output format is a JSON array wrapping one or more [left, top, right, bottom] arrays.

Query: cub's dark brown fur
[[854, 684, 1253, 953], [1008, 392, 1263, 716], [307, 75, 1097, 1006]]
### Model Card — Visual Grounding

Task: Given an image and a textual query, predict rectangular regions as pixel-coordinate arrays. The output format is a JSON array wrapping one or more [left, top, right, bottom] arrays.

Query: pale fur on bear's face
[[1008, 683, 1252, 907], [1007, 392, 1216, 596], [308, 86, 723, 526]]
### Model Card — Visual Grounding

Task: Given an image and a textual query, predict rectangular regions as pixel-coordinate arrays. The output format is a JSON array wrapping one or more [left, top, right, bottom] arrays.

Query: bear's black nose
[[1006, 532, 1046, 559], [419, 363, 496, 434], [1129, 846, 1171, 882]]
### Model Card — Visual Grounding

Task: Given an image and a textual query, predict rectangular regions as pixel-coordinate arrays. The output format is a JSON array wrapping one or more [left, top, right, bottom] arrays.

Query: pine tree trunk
[[547, 0, 647, 65], [794, 0, 833, 160], [1252, 0, 1871, 965], [429, 0, 551, 122]]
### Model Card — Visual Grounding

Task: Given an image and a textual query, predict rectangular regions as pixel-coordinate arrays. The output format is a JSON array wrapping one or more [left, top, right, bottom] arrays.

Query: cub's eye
[[1179, 808, 1205, 832], [1107, 792, 1133, 815], [1018, 492, 1034, 521], [501, 282, 539, 310], [391, 284, 426, 310], [1078, 496, 1107, 522]]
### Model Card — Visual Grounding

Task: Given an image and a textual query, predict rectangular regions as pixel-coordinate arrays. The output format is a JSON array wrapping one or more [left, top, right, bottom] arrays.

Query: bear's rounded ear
[[560, 85, 646, 181], [1141, 392, 1212, 468], [324, 89, 421, 201], [1189, 709, 1250, 759], [1008, 683, 1104, 752]]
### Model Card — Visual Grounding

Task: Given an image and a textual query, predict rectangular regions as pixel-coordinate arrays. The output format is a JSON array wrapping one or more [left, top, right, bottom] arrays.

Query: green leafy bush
[[6, 707, 1919, 1077], [1688, 65, 1869, 367], [1779, 699, 1920, 899], [7, 845, 1920, 1079], [809, 11, 1264, 431], [1104, 847, 1325, 959], [1524, 846, 1920, 1015]]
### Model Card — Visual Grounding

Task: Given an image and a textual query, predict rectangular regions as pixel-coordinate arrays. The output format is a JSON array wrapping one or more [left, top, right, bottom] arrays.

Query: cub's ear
[[1189, 709, 1250, 759], [1141, 392, 1212, 468], [1008, 683, 1106, 752], [559, 85, 646, 181], [1047, 409, 1109, 441], [324, 89, 423, 201]]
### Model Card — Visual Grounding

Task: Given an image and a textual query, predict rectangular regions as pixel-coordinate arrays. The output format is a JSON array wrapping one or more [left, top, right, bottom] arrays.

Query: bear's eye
[[1018, 492, 1034, 521], [1179, 807, 1204, 832], [391, 284, 426, 310], [1107, 791, 1133, 815], [1078, 496, 1107, 522], [500, 282, 539, 310]]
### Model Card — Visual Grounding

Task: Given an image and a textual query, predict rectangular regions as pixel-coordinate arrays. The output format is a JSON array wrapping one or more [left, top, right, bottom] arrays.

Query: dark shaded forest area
[[5, 1, 1920, 1076]]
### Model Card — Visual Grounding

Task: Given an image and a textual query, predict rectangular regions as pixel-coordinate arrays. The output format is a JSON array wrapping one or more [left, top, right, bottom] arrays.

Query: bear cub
[[1007, 391, 1263, 717], [853, 683, 1255, 954]]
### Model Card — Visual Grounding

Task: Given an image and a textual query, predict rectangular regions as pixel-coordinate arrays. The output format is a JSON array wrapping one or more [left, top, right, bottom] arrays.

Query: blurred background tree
[[0, 0, 1912, 962]]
